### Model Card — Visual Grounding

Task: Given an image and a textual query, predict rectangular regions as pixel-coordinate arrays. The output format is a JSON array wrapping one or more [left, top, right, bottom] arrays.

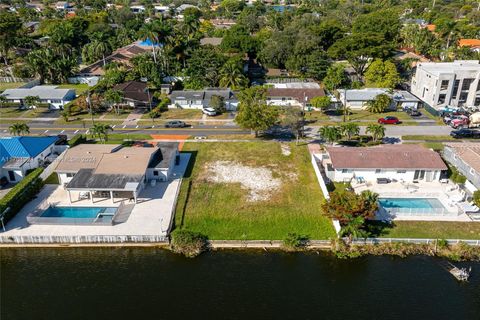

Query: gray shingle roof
[[1, 86, 74, 100]]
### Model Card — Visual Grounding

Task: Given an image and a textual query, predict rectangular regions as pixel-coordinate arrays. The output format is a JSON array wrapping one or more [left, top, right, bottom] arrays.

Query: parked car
[[450, 128, 480, 139], [406, 109, 421, 117], [202, 107, 217, 116], [378, 116, 400, 124], [165, 120, 188, 128], [444, 114, 468, 125], [450, 115, 470, 129]]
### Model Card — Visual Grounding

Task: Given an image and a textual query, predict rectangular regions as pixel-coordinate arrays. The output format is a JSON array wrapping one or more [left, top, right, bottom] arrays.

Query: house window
[[153, 171, 159, 176], [459, 92, 469, 103], [440, 80, 449, 90], [66, 173, 75, 177], [438, 94, 446, 104], [452, 80, 460, 99], [470, 168, 476, 175], [462, 78, 474, 91], [375, 169, 382, 174], [341, 169, 352, 173], [397, 170, 406, 174]]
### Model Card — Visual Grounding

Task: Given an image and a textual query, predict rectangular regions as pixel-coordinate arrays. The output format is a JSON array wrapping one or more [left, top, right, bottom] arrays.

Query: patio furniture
[[377, 178, 391, 184]]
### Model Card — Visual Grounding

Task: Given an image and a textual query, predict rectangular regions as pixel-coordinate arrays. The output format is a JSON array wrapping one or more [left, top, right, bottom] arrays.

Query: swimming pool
[[41, 206, 117, 218], [379, 198, 447, 214]]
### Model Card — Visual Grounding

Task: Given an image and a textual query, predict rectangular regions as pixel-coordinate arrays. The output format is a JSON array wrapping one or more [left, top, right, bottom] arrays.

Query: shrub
[[473, 190, 480, 207], [0, 168, 44, 224], [68, 134, 87, 147], [170, 229, 209, 258], [283, 233, 310, 250], [448, 165, 467, 184], [437, 239, 448, 249]]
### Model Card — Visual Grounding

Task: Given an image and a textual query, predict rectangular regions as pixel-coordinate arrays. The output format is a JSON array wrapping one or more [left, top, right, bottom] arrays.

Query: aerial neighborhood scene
[[1, 0, 480, 318]]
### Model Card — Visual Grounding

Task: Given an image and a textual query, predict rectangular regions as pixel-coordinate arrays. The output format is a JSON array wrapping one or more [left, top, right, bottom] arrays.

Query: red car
[[378, 116, 400, 124]]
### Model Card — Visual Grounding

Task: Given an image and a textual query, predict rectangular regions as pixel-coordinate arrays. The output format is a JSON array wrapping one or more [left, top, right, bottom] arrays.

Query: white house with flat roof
[[443, 143, 480, 194], [54, 143, 179, 204], [338, 88, 421, 110], [320, 144, 447, 183], [411, 60, 480, 109], [1, 85, 76, 109]]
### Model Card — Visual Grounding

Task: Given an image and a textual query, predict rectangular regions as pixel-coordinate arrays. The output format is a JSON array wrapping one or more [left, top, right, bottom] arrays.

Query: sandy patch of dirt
[[280, 143, 291, 156], [207, 161, 282, 201]]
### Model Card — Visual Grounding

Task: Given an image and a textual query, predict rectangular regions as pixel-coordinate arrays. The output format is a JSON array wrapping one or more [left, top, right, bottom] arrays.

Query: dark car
[[378, 116, 400, 124], [165, 120, 188, 128], [450, 128, 480, 139], [406, 109, 421, 117]]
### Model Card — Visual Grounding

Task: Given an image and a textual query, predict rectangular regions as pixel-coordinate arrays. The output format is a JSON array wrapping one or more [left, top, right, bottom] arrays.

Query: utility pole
[[87, 90, 95, 126]]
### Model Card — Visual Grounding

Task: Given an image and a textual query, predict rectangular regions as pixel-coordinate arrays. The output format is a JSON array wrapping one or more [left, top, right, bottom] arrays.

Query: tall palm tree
[[139, 23, 159, 64], [219, 59, 248, 90], [319, 126, 341, 144], [366, 124, 385, 142], [9, 123, 30, 136], [90, 40, 111, 66]]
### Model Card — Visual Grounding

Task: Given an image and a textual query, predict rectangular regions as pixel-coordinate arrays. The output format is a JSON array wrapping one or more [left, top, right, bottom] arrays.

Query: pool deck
[[1, 153, 191, 240], [353, 180, 473, 222]]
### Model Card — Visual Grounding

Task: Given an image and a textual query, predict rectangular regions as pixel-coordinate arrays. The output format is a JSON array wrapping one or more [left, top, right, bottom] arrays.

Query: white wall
[[328, 168, 441, 183]]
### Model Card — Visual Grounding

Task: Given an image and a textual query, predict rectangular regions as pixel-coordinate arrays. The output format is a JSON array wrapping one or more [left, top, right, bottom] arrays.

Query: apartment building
[[411, 60, 480, 109]]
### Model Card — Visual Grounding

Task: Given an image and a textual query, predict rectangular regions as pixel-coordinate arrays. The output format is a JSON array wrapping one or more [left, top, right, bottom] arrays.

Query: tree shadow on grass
[[174, 150, 198, 229], [365, 220, 396, 237]]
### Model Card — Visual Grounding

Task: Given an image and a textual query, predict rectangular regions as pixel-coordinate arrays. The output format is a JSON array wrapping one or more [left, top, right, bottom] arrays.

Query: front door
[[8, 171, 15, 182]]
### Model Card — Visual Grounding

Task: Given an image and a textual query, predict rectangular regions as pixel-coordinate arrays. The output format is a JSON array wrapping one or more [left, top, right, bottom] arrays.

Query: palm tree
[[91, 123, 113, 143], [103, 89, 123, 115], [339, 122, 359, 141], [139, 23, 159, 64], [90, 40, 111, 66], [319, 126, 341, 144], [219, 59, 248, 90], [0, 95, 6, 106], [24, 95, 40, 110], [339, 215, 368, 240], [366, 94, 392, 113], [366, 124, 385, 142], [9, 123, 30, 136]]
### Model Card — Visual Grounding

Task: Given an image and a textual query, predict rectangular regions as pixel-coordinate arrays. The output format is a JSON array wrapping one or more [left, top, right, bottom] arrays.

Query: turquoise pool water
[[379, 198, 445, 209], [41, 206, 117, 219]]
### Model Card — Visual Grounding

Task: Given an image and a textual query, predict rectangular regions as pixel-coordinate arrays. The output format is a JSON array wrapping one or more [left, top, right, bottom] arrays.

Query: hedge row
[[0, 103, 22, 108], [68, 134, 87, 147], [0, 168, 44, 225]]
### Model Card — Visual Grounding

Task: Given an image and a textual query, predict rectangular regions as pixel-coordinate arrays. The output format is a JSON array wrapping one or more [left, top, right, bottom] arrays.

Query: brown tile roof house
[[266, 87, 325, 104], [113, 81, 151, 107], [78, 43, 150, 76], [326, 144, 447, 170]]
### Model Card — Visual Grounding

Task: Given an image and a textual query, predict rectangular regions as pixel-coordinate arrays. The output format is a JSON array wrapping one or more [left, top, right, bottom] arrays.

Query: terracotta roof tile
[[326, 144, 447, 170]]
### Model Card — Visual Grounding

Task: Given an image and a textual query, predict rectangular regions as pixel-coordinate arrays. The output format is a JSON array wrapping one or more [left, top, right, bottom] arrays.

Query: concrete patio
[[1, 153, 191, 240], [353, 179, 473, 222]]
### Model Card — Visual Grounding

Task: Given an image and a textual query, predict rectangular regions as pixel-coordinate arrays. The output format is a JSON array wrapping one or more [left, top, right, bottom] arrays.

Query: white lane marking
[[123, 125, 126, 129], [135, 125, 139, 129], [86, 130, 89, 134], [44, 130, 49, 133], [74, 130, 79, 134], [112, 125, 116, 128], [60, 130, 65, 133]]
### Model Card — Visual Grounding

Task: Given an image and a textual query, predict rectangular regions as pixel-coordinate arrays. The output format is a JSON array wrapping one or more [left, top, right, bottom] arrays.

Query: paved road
[[0, 122, 250, 137]]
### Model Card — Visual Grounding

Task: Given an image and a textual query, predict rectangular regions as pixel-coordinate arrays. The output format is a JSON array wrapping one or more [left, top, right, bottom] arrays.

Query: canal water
[[1, 248, 480, 320]]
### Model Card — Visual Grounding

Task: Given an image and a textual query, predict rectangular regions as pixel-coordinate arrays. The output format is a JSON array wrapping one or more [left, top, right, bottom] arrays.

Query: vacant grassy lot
[[159, 109, 203, 119], [348, 110, 412, 121], [368, 221, 480, 240], [175, 142, 335, 240]]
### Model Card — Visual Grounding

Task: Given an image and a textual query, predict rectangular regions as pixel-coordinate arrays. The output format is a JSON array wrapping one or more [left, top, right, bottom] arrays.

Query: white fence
[[0, 77, 34, 83], [0, 234, 168, 244], [350, 237, 480, 246], [311, 154, 330, 200]]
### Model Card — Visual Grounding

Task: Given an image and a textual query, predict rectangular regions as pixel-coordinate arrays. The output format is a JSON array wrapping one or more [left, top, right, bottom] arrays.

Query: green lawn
[[402, 135, 454, 141], [0, 82, 25, 92], [56, 83, 90, 95], [347, 110, 412, 121], [158, 109, 203, 120], [368, 221, 480, 240], [175, 142, 335, 240], [305, 111, 331, 122]]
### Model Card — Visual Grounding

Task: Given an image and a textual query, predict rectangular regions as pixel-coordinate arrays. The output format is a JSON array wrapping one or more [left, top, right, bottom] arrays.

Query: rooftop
[[55, 144, 121, 173], [113, 81, 150, 103], [416, 60, 480, 75], [445, 143, 480, 173], [340, 88, 420, 102], [266, 87, 325, 103], [170, 88, 237, 102], [200, 37, 222, 46], [0, 136, 58, 166], [459, 39, 480, 48], [326, 144, 447, 170], [1, 85, 75, 100]]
